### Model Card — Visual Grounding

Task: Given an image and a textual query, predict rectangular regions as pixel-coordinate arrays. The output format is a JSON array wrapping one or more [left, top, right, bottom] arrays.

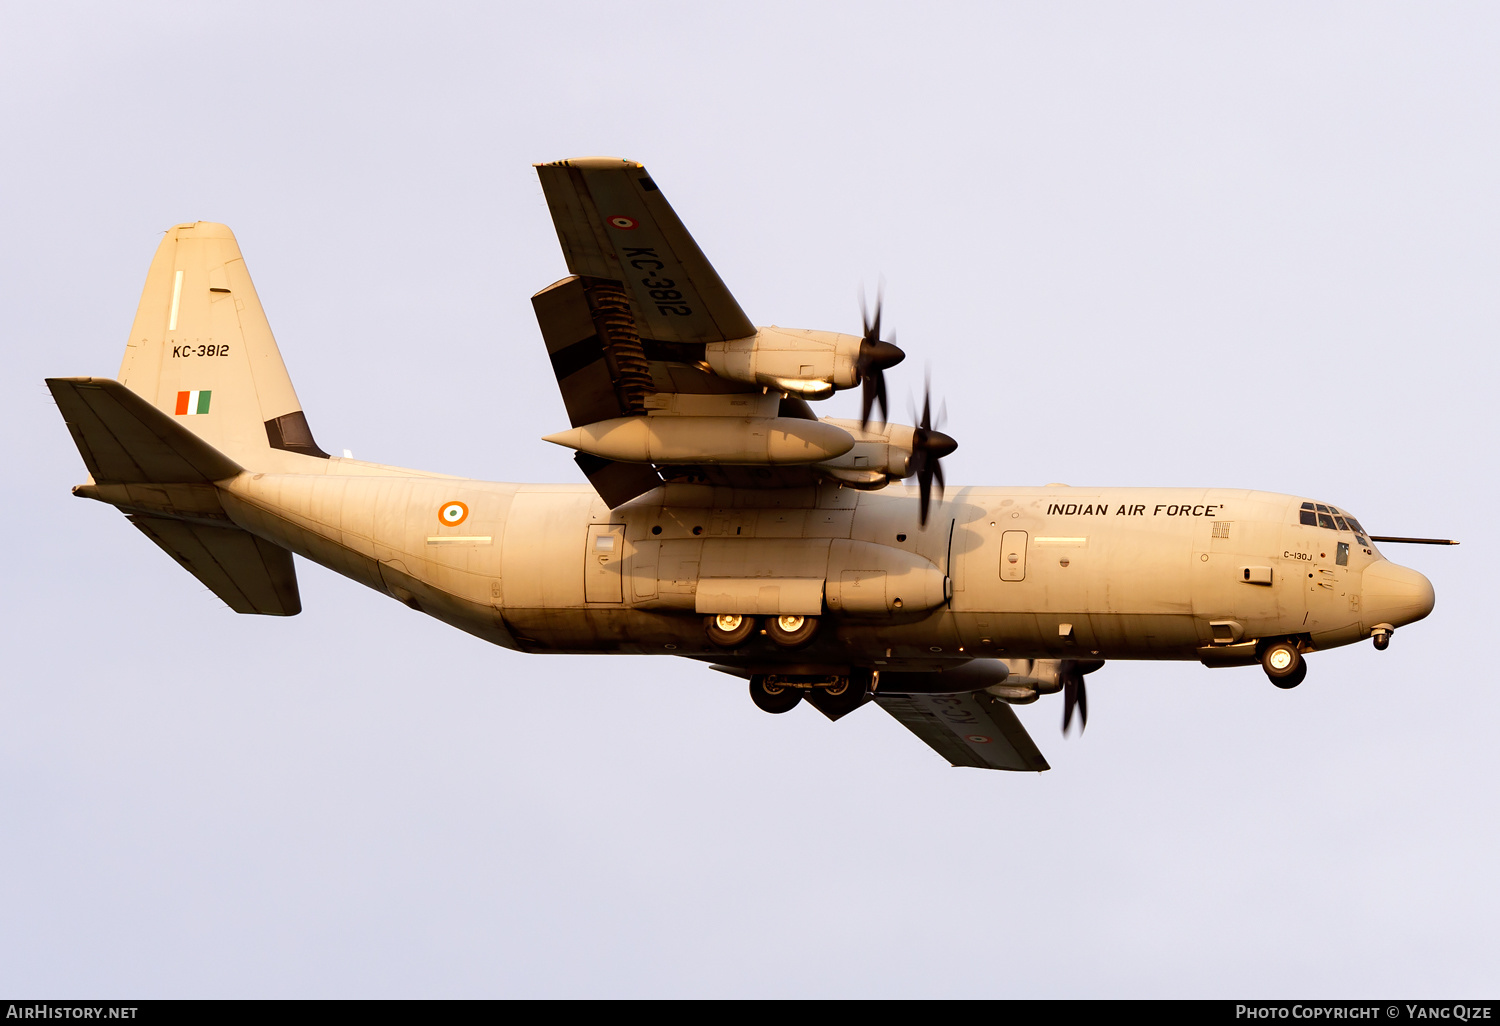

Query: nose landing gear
[[1262, 641, 1307, 689]]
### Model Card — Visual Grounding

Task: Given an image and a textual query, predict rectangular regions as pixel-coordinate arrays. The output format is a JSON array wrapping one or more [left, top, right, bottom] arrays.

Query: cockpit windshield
[[1300, 502, 1371, 548]]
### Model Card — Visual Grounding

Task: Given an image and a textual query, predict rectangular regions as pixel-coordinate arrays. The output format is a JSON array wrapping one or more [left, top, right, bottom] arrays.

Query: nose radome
[[1362, 560, 1435, 629]]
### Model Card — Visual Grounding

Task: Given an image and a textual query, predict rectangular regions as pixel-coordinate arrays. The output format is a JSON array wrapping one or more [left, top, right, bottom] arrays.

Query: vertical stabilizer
[[118, 222, 328, 466]]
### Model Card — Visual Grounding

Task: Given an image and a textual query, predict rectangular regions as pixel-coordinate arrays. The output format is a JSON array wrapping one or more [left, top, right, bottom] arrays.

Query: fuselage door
[[1000, 531, 1028, 581], [585, 524, 627, 603]]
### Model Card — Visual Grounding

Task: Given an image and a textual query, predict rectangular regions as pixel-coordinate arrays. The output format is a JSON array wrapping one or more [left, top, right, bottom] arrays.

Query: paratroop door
[[585, 524, 626, 603]]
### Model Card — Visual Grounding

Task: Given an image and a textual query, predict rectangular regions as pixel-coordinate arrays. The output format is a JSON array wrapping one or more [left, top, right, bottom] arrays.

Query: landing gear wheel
[[1263, 641, 1304, 686], [1271, 660, 1307, 690], [767, 614, 818, 648], [749, 676, 802, 714], [805, 681, 870, 720], [705, 613, 755, 647]]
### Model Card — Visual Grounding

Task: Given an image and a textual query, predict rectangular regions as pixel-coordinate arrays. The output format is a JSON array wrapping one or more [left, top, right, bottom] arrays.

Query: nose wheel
[[1262, 641, 1306, 689]]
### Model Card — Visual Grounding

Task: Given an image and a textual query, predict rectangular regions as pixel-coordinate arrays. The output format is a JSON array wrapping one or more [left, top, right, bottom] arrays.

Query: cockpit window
[[1299, 502, 1371, 547]]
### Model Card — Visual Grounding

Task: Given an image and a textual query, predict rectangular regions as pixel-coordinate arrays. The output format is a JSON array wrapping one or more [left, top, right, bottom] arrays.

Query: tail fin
[[118, 222, 328, 465]]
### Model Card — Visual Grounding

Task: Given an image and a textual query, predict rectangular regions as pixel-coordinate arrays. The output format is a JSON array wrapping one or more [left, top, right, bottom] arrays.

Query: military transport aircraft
[[47, 157, 1450, 772]]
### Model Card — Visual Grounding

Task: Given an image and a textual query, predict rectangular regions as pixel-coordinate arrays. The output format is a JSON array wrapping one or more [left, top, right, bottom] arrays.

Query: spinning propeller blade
[[1060, 659, 1105, 736], [858, 286, 905, 428], [907, 376, 956, 527]]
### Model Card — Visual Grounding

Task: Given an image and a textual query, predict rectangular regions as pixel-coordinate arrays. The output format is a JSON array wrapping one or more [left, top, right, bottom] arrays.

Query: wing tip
[[534, 156, 642, 170]]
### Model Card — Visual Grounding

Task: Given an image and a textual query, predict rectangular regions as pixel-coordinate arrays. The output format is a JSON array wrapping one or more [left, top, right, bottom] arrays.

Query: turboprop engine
[[813, 418, 921, 487], [989, 659, 1105, 734], [706, 309, 905, 417], [705, 327, 867, 400]]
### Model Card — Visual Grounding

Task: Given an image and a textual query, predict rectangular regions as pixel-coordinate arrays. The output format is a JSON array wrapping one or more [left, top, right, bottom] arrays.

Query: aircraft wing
[[876, 692, 1050, 772], [530, 160, 841, 506], [534, 158, 755, 343]]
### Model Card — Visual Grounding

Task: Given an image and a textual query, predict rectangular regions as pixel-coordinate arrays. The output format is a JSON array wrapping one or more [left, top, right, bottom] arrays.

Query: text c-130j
[[47, 158, 1453, 772]]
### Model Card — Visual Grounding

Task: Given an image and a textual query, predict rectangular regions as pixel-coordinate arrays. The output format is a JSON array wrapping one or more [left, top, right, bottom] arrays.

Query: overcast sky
[[2, 1, 1495, 998]]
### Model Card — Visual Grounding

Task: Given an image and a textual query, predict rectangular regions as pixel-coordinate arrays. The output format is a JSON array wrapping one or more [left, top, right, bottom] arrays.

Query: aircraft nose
[[1361, 560, 1435, 628]]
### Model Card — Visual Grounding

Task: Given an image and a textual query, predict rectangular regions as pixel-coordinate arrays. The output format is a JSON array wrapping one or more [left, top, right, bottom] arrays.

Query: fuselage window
[[1300, 509, 1317, 526], [1336, 542, 1349, 566]]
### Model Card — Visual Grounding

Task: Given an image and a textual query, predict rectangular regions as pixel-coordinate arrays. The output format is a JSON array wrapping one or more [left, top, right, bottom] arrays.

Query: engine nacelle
[[704, 327, 863, 399], [992, 658, 1105, 699], [812, 418, 918, 488]]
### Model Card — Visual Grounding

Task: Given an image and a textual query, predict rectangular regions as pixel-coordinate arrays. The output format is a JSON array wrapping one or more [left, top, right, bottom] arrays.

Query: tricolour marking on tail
[[118, 221, 328, 469]]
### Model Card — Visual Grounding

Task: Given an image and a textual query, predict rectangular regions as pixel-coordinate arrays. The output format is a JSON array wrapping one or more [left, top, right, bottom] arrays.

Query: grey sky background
[[1, 1, 1494, 997]]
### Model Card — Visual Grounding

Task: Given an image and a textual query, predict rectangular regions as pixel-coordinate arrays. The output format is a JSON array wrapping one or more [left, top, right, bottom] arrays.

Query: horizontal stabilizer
[[47, 377, 241, 484], [876, 691, 1049, 772], [129, 514, 300, 615]]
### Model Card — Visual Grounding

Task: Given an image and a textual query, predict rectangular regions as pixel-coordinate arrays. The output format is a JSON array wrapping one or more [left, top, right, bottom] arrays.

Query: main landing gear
[[767, 614, 818, 647], [705, 614, 820, 649], [1261, 641, 1307, 690], [705, 613, 756, 647], [749, 675, 803, 714], [748, 673, 871, 720]]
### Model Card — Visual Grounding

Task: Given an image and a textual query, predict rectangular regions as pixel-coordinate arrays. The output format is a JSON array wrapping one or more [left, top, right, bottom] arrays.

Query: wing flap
[[47, 377, 241, 484], [535, 159, 755, 343], [532, 276, 642, 426], [876, 691, 1050, 772], [129, 514, 301, 615]]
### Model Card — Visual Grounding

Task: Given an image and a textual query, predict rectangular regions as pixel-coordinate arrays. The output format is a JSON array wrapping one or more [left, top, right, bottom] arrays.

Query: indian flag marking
[[438, 501, 469, 526], [174, 390, 212, 415]]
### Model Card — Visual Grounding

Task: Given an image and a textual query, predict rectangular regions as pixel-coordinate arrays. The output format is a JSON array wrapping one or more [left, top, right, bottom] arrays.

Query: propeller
[[906, 377, 957, 527], [1060, 659, 1105, 736], [857, 286, 906, 428]]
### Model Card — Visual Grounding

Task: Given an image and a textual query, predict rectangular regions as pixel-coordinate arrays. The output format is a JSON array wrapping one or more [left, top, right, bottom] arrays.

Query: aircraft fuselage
[[215, 467, 1433, 670]]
